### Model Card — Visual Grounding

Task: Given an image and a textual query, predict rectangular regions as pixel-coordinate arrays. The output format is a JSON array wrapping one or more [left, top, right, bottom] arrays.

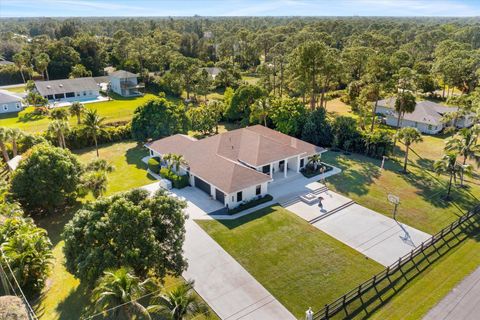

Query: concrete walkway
[[423, 266, 480, 320], [141, 182, 296, 320]]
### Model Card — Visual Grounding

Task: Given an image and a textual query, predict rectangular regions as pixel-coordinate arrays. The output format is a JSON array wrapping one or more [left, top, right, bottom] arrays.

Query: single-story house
[[146, 125, 325, 209], [34, 77, 100, 103], [376, 98, 475, 134], [0, 90, 24, 113], [109, 70, 143, 97], [0, 60, 14, 67]]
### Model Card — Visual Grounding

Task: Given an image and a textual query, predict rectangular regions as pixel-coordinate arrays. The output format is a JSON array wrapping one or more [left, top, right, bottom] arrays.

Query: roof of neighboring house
[[377, 98, 460, 126], [93, 76, 110, 84], [0, 90, 22, 104], [34, 77, 99, 96], [147, 125, 324, 194], [110, 70, 138, 78]]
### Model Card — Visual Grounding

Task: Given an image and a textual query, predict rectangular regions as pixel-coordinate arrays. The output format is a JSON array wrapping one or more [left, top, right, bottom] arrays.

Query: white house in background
[[34, 77, 100, 103], [376, 98, 475, 134], [109, 70, 143, 97], [146, 125, 325, 209], [202, 67, 223, 80], [0, 90, 24, 113]]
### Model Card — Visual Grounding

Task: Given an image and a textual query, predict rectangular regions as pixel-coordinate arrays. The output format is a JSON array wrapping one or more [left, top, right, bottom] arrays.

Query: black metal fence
[[313, 204, 480, 320]]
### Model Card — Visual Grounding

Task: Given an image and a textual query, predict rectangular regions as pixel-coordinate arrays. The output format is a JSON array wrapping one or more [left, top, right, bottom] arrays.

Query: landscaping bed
[[300, 162, 334, 178], [227, 194, 273, 214]]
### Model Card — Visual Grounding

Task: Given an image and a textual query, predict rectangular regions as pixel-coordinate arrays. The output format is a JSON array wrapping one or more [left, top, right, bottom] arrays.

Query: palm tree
[[69, 101, 85, 124], [250, 97, 271, 127], [35, 53, 50, 80], [307, 154, 322, 171], [393, 92, 416, 141], [445, 128, 479, 186], [433, 153, 463, 201], [8, 128, 23, 157], [13, 51, 29, 83], [92, 267, 154, 320], [148, 280, 208, 320], [47, 120, 69, 149], [82, 171, 108, 198], [171, 154, 188, 172], [83, 109, 107, 157], [395, 127, 423, 173], [0, 127, 11, 163], [85, 158, 115, 173]]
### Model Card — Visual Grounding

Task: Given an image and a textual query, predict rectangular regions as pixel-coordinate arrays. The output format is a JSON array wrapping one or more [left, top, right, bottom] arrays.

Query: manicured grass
[[242, 75, 260, 85], [34, 141, 218, 320], [370, 229, 480, 319], [323, 151, 479, 234], [74, 140, 155, 195], [325, 98, 357, 118], [196, 205, 383, 318], [4, 85, 26, 93], [0, 93, 157, 133]]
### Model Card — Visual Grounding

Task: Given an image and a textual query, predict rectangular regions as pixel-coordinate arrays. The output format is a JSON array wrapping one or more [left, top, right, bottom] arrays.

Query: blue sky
[[1, 0, 480, 17]]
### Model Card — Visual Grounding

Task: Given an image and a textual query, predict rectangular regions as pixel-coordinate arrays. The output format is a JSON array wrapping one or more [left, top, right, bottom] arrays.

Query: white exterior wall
[[385, 115, 443, 134], [376, 106, 393, 116], [45, 90, 99, 102], [457, 116, 474, 128], [0, 100, 23, 113], [224, 182, 269, 209], [110, 76, 139, 97]]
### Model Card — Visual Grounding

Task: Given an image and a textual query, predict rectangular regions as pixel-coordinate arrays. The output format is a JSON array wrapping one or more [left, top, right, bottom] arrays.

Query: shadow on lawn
[[18, 111, 46, 123], [35, 202, 82, 246], [55, 284, 90, 320], [125, 142, 153, 171], [215, 205, 277, 230], [324, 152, 387, 197]]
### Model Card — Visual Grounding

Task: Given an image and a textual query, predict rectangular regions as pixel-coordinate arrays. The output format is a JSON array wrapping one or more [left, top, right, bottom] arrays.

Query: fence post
[[325, 304, 329, 319]]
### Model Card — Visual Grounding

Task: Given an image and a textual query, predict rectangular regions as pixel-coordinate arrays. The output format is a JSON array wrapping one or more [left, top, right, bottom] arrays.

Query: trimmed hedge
[[148, 157, 161, 174], [160, 167, 189, 189], [300, 163, 334, 178], [228, 194, 273, 214]]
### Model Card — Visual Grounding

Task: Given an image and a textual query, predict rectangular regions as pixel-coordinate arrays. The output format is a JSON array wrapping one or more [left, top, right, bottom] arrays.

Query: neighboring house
[[376, 98, 475, 134], [202, 67, 223, 80], [109, 70, 143, 97], [34, 77, 100, 103], [146, 125, 325, 209], [7, 155, 22, 171], [0, 90, 23, 113]]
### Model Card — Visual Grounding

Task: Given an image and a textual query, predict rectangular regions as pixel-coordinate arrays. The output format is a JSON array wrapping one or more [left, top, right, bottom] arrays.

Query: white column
[[270, 164, 273, 178], [296, 155, 300, 173], [284, 159, 287, 178]]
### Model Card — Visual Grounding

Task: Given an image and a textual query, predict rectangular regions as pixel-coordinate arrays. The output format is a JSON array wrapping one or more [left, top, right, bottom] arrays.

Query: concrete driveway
[[312, 202, 431, 266], [141, 182, 296, 319]]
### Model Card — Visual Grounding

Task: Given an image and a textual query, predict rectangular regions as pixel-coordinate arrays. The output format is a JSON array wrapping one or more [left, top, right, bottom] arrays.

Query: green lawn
[[196, 205, 383, 318], [35, 141, 217, 320], [0, 93, 158, 133], [4, 85, 26, 93]]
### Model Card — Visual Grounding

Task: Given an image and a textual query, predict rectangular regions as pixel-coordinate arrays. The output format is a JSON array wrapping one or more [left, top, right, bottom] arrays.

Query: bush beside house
[[228, 194, 273, 214], [160, 167, 189, 189], [147, 156, 161, 174]]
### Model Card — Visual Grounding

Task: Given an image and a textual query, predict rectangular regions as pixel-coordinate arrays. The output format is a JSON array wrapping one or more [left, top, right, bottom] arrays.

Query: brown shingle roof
[[147, 126, 324, 194]]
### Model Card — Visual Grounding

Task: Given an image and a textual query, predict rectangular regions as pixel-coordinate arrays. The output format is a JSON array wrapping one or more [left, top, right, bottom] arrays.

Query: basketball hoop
[[388, 194, 400, 220]]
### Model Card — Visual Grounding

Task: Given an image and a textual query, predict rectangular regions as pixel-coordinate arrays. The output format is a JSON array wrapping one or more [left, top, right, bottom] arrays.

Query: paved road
[[142, 182, 296, 320], [423, 266, 480, 320]]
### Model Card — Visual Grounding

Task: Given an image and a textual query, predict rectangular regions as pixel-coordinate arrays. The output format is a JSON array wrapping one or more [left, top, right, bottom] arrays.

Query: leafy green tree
[[81, 170, 108, 198], [301, 107, 333, 147], [47, 120, 69, 149], [132, 98, 188, 141], [149, 280, 209, 320], [10, 143, 82, 214], [171, 56, 199, 100], [194, 69, 212, 101], [270, 98, 307, 137], [445, 128, 479, 185], [92, 267, 155, 320], [395, 127, 423, 173], [69, 63, 92, 78], [433, 153, 463, 200], [249, 97, 272, 126], [24, 92, 48, 110], [35, 52, 50, 80], [63, 189, 187, 285], [83, 109, 107, 157], [0, 216, 53, 298], [225, 84, 265, 123], [69, 101, 85, 124], [85, 158, 115, 173], [332, 116, 360, 150]]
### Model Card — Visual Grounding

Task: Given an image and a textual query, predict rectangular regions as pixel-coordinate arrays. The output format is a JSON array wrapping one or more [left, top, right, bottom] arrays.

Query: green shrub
[[228, 194, 273, 214], [160, 167, 189, 189], [148, 157, 161, 174]]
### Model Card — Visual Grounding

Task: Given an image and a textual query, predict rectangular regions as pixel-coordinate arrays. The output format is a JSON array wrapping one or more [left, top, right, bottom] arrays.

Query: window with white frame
[[3, 105, 8, 111]]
